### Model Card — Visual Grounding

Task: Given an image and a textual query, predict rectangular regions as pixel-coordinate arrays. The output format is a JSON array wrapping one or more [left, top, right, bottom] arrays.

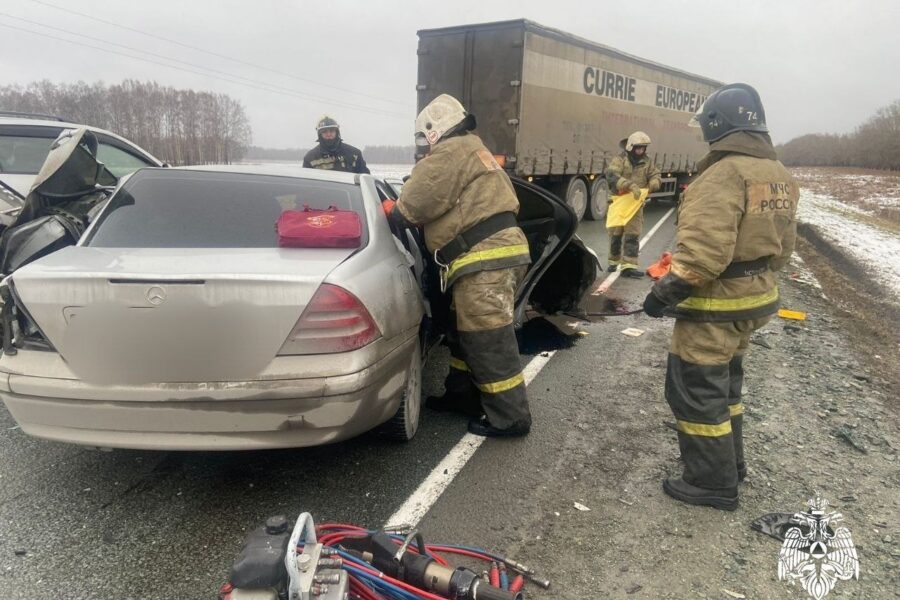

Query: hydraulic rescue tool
[[221, 513, 547, 600]]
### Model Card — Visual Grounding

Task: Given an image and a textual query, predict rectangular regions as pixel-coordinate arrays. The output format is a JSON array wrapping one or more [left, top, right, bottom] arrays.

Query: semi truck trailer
[[416, 19, 723, 220]]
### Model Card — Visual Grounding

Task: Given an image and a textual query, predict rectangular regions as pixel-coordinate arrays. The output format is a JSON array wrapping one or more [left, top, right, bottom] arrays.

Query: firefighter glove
[[650, 272, 694, 306], [642, 290, 668, 318], [630, 183, 641, 200]]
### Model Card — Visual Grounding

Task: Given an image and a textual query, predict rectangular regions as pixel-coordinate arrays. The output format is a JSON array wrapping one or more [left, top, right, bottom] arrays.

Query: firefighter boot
[[662, 477, 738, 511], [729, 354, 747, 481], [467, 416, 530, 438]]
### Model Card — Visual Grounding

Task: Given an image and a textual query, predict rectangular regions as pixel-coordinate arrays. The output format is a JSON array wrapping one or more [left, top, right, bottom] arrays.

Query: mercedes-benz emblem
[[146, 286, 166, 306]]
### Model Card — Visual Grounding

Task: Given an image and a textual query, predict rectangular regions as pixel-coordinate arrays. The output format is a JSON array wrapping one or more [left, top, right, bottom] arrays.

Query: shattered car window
[[84, 169, 366, 248]]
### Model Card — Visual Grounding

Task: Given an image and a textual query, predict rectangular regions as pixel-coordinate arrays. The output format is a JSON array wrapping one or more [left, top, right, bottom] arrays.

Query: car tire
[[380, 337, 422, 442], [586, 177, 609, 221]]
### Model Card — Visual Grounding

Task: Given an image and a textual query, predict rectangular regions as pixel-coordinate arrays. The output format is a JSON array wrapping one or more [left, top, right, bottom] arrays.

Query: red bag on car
[[276, 206, 361, 248]]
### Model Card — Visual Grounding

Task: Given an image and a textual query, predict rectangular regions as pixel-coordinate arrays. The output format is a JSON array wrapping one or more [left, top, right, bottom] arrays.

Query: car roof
[[175, 164, 362, 184]]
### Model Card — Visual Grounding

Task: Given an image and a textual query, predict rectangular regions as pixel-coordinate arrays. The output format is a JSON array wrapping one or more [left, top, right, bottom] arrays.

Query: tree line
[[0, 80, 252, 165], [778, 99, 900, 170], [245, 145, 415, 164]]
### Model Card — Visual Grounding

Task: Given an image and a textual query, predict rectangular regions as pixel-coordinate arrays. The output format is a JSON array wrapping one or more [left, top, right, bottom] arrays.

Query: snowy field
[[369, 163, 413, 179], [793, 168, 900, 300]]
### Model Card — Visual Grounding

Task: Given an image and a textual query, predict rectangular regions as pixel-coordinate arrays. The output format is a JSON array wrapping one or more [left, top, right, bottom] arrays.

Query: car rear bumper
[[0, 333, 417, 450]]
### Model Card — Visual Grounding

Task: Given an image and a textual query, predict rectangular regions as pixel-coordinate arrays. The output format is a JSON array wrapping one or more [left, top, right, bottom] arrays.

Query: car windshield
[[84, 169, 366, 248]]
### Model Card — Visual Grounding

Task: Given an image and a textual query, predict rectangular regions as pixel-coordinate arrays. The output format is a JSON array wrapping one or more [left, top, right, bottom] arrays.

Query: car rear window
[[84, 169, 367, 248]]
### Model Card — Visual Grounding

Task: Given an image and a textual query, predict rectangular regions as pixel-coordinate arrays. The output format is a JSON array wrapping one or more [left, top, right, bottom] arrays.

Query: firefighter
[[605, 131, 661, 277], [302, 116, 370, 174], [643, 83, 799, 510], [391, 94, 532, 437]]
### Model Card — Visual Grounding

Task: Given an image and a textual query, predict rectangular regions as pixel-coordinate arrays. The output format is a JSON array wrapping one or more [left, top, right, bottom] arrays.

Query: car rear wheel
[[586, 177, 609, 221], [380, 338, 422, 442]]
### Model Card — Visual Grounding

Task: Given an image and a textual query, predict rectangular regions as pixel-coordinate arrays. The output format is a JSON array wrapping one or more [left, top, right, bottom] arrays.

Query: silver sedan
[[0, 164, 597, 450]]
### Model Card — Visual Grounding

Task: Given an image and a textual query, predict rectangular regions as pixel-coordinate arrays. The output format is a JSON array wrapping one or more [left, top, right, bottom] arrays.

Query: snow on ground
[[798, 188, 900, 299], [792, 167, 900, 216], [369, 163, 412, 180]]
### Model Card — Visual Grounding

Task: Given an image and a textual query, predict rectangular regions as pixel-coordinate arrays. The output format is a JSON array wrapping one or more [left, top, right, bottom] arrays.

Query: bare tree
[[0, 80, 253, 166], [778, 99, 900, 171]]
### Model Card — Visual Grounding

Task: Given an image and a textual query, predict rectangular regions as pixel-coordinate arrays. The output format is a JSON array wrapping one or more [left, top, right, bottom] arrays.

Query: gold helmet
[[625, 131, 652, 152], [414, 94, 475, 149]]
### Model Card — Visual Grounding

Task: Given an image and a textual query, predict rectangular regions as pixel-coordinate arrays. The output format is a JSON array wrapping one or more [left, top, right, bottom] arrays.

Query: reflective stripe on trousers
[[458, 324, 531, 429], [664, 319, 766, 489]]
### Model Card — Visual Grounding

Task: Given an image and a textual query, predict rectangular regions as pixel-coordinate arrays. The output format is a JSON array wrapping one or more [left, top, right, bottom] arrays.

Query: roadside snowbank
[[798, 189, 900, 298]]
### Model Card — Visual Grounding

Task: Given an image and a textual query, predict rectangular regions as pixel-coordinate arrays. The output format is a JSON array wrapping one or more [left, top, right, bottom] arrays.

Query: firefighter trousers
[[443, 266, 531, 429], [607, 206, 644, 269], [665, 316, 770, 489]]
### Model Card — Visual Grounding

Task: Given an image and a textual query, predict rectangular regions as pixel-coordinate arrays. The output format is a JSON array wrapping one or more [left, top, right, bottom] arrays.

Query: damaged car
[[0, 112, 163, 212], [0, 143, 598, 451]]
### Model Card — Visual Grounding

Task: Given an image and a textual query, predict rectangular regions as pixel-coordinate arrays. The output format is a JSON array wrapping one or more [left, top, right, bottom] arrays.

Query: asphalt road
[[0, 202, 676, 599]]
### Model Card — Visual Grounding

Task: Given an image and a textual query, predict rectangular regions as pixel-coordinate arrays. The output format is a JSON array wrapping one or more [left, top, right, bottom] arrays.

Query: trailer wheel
[[556, 177, 588, 221], [587, 177, 609, 221]]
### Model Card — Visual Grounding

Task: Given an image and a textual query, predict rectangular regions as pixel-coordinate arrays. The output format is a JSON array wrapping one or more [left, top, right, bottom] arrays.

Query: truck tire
[[587, 177, 609, 221], [556, 177, 588, 221]]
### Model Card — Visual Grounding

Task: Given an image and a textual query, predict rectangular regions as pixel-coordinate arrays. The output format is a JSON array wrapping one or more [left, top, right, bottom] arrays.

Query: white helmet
[[414, 94, 474, 147], [625, 131, 652, 152]]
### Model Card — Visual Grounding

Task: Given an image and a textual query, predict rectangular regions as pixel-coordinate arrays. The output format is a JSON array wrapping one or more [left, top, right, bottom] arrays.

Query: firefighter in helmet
[[605, 131, 661, 277], [391, 94, 532, 437], [302, 116, 370, 174], [643, 83, 800, 510]]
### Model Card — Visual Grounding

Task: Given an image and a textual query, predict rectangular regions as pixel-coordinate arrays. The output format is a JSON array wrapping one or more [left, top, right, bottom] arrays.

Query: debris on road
[[778, 308, 808, 320], [573, 501, 591, 511], [750, 335, 773, 349], [722, 589, 746, 599], [834, 425, 869, 453], [621, 328, 645, 337]]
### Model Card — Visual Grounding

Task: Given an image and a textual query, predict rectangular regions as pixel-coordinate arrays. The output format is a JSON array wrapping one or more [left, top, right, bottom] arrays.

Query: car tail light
[[278, 284, 381, 355]]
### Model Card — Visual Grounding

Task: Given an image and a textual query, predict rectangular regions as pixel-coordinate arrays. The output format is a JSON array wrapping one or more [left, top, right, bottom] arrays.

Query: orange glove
[[381, 199, 396, 218]]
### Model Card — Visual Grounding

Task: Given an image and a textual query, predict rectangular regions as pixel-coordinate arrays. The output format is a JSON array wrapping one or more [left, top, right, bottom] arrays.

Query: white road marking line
[[387, 207, 677, 527], [385, 351, 556, 528], [592, 206, 676, 295]]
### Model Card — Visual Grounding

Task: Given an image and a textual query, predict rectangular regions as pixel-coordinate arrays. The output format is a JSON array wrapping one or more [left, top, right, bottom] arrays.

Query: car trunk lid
[[8, 246, 355, 385]]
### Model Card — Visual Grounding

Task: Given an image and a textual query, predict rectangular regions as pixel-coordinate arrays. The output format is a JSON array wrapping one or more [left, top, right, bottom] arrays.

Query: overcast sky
[[1, 0, 897, 148]]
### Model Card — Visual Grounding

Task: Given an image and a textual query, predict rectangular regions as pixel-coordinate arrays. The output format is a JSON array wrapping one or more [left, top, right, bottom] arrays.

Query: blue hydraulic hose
[[342, 558, 424, 600]]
